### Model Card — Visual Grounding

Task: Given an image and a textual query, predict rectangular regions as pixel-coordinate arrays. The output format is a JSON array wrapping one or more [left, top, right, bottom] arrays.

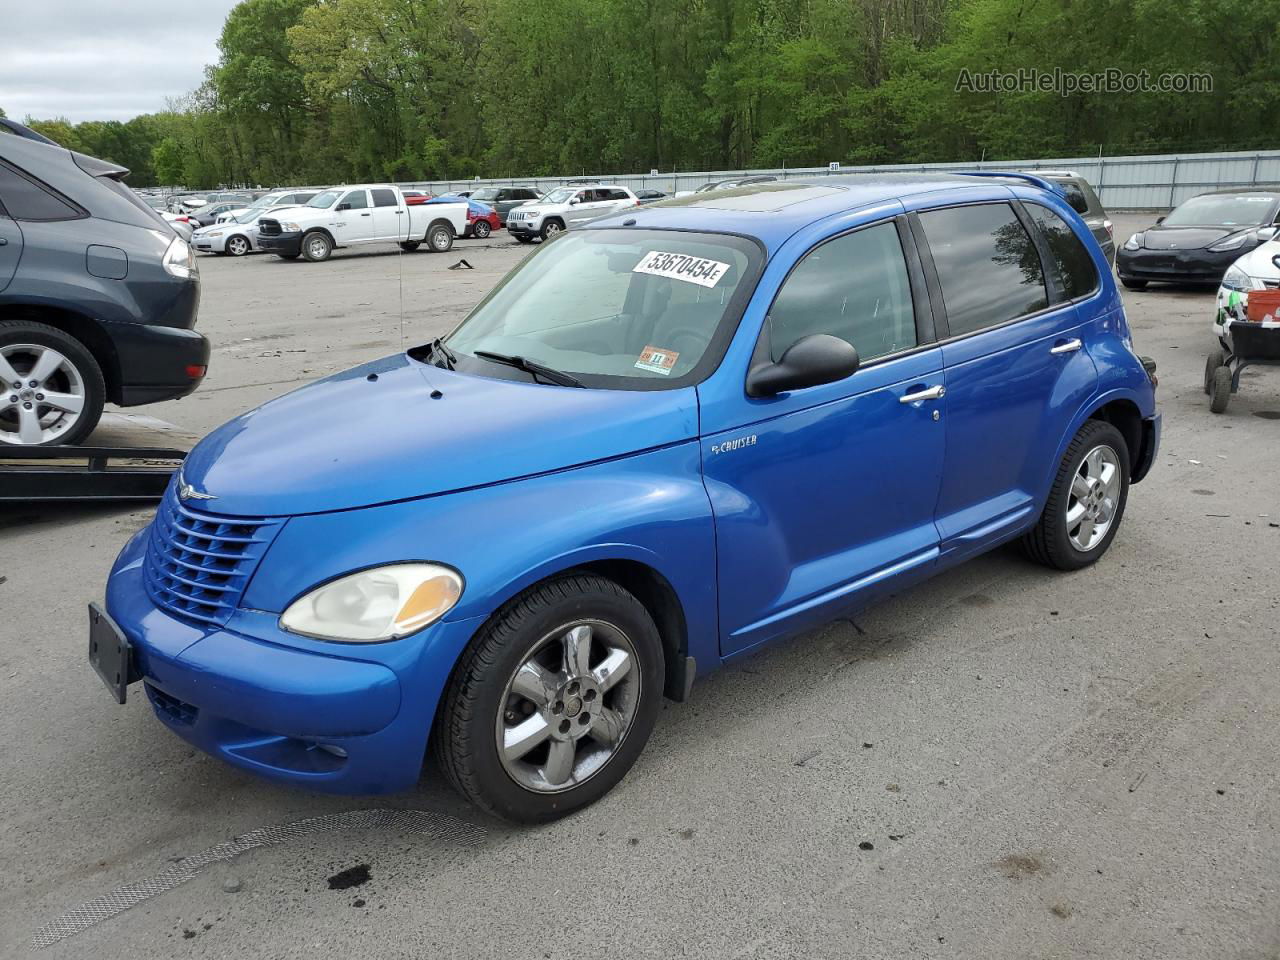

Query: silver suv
[[1031, 171, 1115, 265], [506, 185, 639, 242]]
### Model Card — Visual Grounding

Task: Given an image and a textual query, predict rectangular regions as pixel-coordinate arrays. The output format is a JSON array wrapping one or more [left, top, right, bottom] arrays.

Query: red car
[[465, 201, 502, 239], [402, 190, 432, 205]]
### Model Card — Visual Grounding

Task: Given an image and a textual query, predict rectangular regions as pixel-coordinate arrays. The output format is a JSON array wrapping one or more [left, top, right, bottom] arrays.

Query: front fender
[[243, 441, 718, 673]]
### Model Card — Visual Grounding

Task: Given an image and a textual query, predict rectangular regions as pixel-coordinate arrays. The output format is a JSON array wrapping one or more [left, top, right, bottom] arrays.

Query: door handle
[[360, 212, 371, 217], [1050, 338, 1083, 355], [900, 384, 945, 403], [0, 237, 6, 246]]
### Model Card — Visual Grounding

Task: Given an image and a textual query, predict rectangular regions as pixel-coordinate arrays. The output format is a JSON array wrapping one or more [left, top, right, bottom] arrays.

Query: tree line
[[7, 0, 1279, 189]]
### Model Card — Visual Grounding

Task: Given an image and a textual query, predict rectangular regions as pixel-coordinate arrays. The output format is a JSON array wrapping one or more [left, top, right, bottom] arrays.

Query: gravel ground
[[1, 215, 1277, 959]]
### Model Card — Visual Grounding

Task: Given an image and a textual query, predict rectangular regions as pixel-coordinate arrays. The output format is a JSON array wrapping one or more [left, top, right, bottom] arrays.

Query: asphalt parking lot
[[2, 214, 1278, 959]]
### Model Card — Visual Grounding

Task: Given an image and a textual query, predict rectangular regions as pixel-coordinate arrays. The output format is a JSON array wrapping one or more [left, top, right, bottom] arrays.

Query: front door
[[704, 218, 946, 657], [334, 189, 373, 243], [911, 200, 1100, 559]]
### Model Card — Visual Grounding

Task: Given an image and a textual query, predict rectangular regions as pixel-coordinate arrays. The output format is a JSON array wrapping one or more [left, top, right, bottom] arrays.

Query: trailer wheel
[[1209, 365, 1232, 414], [0, 320, 105, 446], [1204, 348, 1225, 394]]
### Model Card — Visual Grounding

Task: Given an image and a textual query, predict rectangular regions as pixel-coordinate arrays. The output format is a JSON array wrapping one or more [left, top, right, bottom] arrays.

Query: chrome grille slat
[[143, 485, 283, 628]]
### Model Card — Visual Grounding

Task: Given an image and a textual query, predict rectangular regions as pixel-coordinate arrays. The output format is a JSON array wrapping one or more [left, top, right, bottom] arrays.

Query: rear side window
[[371, 188, 397, 207], [1055, 180, 1090, 214], [919, 203, 1047, 337], [768, 221, 916, 364], [606, 189, 631, 201], [0, 162, 84, 221], [1027, 204, 1100, 300]]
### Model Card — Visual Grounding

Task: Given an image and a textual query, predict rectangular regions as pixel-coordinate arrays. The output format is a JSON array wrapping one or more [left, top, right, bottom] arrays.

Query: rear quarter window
[[1027, 204, 1100, 300], [0, 161, 85, 221]]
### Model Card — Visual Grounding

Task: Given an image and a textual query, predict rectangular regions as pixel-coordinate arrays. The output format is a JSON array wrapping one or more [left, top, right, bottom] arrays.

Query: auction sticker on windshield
[[636, 345, 679, 375], [633, 251, 730, 288]]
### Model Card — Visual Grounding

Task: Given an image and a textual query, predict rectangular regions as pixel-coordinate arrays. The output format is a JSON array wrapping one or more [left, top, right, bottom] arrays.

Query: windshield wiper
[[424, 337, 456, 370], [473, 350, 584, 387]]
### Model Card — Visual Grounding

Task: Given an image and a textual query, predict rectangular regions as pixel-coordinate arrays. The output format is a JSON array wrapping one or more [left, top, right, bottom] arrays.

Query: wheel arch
[[427, 217, 456, 236], [0, 301, 121, 403]]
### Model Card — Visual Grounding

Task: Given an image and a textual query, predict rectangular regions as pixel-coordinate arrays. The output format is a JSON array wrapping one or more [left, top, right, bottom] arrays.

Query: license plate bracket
[[88, 602, 131, 704]]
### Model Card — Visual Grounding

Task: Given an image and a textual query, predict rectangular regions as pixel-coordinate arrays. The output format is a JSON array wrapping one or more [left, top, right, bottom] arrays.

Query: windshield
[[244, 192, 283, 212], [444, 229, 761, 388], [1163, 194, 1278, 227], [541, 188, 574, 204], [306, 190, 342, 209]]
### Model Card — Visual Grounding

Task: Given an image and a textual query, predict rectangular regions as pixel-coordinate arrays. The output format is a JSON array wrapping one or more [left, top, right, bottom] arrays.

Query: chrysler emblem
[[177, 473, 215, 501]]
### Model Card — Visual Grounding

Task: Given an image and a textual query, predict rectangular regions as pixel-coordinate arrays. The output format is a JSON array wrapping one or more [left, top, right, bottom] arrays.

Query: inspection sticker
[[635, 345, 680, 375], [633, 251, 730, 288]]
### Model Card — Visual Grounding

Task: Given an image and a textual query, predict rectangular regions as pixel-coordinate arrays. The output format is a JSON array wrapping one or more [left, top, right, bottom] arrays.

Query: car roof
[[585, 173, 1051, 250]]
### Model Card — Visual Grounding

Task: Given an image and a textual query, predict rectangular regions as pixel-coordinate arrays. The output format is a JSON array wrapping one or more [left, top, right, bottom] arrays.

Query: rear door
[[911, 199, 1099, 562], [369, 187, 403, 240]]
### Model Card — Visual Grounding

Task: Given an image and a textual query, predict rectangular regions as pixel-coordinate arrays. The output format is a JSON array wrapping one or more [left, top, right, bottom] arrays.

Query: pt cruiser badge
[[710, 435, 758, 455]]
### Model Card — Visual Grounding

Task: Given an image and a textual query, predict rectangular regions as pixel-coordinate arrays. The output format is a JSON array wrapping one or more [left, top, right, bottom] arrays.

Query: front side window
[[1027, 204, 1099, 300], [445, 229, 761, 388], [767, 222, 916, 364], [371, 188, 397, 207], [342, 190, 369, 210], [542, 188, 574, 204], [0, 162, 83, 221], [920, 203, 1048, 337]]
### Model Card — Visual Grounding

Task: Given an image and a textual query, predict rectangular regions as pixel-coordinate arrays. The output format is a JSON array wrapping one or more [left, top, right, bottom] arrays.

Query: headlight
[[1220, 265, 1257, 292], [162, 236, 197, 279], [281, 221, 301, 232], [1123, 233, 1143, 251], [1209, 232, 1249, 252], [207, 230, 223, 238], [280, 563, 463, 642]]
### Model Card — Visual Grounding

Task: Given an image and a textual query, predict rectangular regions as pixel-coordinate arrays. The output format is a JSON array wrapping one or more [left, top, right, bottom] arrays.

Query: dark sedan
[[1116, 190, 1280, 288]]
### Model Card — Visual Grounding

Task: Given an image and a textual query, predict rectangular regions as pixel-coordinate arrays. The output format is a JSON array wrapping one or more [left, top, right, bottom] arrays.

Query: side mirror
[[1155, 215, 1166, 225], [569, 197, 581, 205], [746, 334, 860, 397], [1257, 226, 1277, 241], [337, 202, 351, 211]]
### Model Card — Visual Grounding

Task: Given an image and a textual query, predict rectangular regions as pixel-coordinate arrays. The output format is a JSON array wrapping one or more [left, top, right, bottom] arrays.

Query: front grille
[[143, 485, 284, 627], [258, 218, 282, 237]]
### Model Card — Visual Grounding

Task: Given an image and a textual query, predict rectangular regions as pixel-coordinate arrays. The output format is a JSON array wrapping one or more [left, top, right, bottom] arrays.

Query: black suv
[[0, 122, 207, 446]]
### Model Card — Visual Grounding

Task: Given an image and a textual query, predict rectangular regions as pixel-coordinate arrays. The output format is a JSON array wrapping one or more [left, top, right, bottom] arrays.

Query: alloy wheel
[[1066, 444, 1121, 551], [0, 344, 87, 445], [496, 620, 640, 793], [228, 236, 249, 256]]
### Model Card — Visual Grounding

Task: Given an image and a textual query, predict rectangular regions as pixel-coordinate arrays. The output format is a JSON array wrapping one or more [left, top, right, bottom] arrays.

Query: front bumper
[[104, 531, 483, 794], [1116, 245, 1248, 284], [258, 231, 303, 256], [192, 234, 226, 254], [507, 219, 540, 238], [103, 319, 209, 406]]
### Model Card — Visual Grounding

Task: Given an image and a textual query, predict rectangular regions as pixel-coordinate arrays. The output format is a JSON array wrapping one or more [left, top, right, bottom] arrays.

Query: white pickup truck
[[256, 185, 469, 262]]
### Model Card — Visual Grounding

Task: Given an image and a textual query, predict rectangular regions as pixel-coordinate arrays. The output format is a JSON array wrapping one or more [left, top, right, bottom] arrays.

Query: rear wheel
[[473, 220, 492, 239], [301, 230, 332, 262], [0, 321, 105, 447], [226, 235, 250, 257], [1021, 420, 1129, 571], [1204, 348, 1226, 394], [1120, 277, 1148, 290], [427, 223, 454, 253], [1210, 365, 1232, 413], [434, 574, 664, 823]]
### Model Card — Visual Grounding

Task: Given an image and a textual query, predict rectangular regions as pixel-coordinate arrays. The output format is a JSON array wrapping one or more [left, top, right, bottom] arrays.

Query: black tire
[[1020, 420, 1130, 571], [540, 219, 565, 241], [226, 235, 250, 257], [514, 235, 534, 244], [427, 223, 454, 253], [399, 241, 421, 252], [276, 252, 300, 260], [473, 220, 492, 239], [301, 230, 332, 262], [1120, 277, 1148, 290], [433, 573, 665, 823], [1210, 365, 1232, 414], [0, 320, 105, 446], [1204, 348, 1226, 394]]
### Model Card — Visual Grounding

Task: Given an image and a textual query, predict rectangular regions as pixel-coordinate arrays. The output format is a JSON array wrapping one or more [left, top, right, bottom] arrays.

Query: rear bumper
[[1131, 412, 1161, 484], [103, 319, 209, 406], [258, 231, 303, 256]]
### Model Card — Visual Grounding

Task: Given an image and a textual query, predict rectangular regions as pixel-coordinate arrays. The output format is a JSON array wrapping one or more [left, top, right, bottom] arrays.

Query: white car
[[216, 188, 323, 225], [505, 185, 639, 243], [192, 204, 299, 257], [256, 185, 470, 261], [1215, 239, 1280, 336]]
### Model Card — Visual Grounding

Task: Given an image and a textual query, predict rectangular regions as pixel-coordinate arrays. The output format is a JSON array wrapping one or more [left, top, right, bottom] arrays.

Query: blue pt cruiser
[[94, 174, 1160, 822]]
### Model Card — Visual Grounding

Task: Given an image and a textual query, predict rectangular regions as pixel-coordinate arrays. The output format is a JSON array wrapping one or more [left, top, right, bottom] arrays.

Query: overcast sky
[[0, 1, 241, 123]]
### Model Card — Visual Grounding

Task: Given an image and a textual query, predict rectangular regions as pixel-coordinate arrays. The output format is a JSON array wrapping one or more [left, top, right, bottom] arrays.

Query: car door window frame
[[0, 160, 88, 222], [1021, 200, 1102, 305], [908, 200, 1061, 343], [745, 213, 939, 381]]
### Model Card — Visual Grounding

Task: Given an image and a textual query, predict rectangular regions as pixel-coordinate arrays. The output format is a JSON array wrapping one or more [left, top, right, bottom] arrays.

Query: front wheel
[[1021, 420, 1130, 571], [301, 230, 332, 262], [0, 320, 105, 446], [427, 223, 454, 253], [540, 219, 564, 241], [434, 574, 664, 823], [226, 235, 250, 257]]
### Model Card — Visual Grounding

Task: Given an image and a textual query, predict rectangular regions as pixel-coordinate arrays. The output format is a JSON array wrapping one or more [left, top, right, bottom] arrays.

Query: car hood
[[1225, 239, 1280, 279], [179, 353, 699, 517], [1140, 224, 1253, 250]]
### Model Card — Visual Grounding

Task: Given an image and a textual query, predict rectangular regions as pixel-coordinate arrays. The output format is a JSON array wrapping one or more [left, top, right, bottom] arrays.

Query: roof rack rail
[[0, 118, 60, 146], [956, 170, 1064, 195]]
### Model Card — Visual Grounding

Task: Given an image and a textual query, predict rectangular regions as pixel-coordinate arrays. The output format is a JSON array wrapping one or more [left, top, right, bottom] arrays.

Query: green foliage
[[17, 0, 1280, 187]]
